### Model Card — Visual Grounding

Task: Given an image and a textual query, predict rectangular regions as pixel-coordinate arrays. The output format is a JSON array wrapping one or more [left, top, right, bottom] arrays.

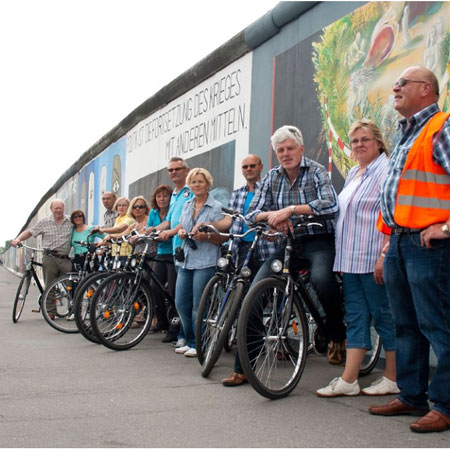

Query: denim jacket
[[176, 195, 224, 269]]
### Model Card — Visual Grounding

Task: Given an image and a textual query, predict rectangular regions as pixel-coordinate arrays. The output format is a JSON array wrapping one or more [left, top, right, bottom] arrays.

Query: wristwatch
[[290, 205, 296, 215], [441, 223, 450, 237]]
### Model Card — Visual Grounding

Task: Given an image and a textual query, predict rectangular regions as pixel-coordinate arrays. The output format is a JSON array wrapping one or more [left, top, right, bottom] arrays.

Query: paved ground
[[0, 266, 448, 448]]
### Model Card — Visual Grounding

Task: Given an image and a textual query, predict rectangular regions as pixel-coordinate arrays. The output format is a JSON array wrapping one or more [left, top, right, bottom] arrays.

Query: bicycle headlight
[[217, 257, 228, 269], [130, 257, 137, 268], [270, 259, 283, 273], [240, 266, 252, 278]]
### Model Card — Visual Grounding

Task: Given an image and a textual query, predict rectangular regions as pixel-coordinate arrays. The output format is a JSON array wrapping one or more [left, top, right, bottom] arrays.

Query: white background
[[0, 0, 276, 245]]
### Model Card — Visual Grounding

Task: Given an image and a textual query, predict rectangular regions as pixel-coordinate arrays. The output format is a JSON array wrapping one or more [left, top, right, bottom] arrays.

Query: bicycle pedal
[[32, 309, 40, 313]]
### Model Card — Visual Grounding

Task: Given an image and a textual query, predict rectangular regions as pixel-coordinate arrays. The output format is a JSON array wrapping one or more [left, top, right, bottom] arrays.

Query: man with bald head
[[102, 191, 118, 227], [370, 66, 450, 433], [11, 199, 73, 317], [209, 154, 278, 386]]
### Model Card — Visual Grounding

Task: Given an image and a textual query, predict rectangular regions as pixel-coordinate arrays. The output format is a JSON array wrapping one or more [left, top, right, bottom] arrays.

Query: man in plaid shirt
[[12, 199, 73, 319], [246, 125, 346, 366]]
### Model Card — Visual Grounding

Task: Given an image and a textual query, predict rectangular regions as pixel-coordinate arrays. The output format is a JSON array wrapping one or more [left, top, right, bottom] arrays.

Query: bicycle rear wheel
[[41, 273, 81, 333], [90, 272, 154, 351], [74, 271, 112, 344], [237, 277, 308, 400], [12, 272, 32, 323], [359, 320, 382, 376]]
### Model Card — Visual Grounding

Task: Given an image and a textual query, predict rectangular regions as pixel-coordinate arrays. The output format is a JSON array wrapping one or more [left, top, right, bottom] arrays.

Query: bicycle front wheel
[[74, 271, 112, 344], [237, 277, 308, 400], [12, 272, 32, 323], [90, 272, 154, 351], [41, 273, 81, 333]]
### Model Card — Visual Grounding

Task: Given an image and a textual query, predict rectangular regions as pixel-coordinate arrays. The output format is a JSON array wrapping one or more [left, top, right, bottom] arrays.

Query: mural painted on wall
[[77, 137, 126, 225], [312, 1, 450, 179], [272, 1, 450, 189]]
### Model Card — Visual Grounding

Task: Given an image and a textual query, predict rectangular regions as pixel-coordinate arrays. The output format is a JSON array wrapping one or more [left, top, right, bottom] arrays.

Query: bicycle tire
[[237, 277, 308, 400], [40, 273, 81, 333], [12, 272, 32, 323], [195, 274, 226, 365], [90, 272, 154, 351], [359, 320, 382, 376], [201, 282, 244, 378], [73, 271, 112, 344]]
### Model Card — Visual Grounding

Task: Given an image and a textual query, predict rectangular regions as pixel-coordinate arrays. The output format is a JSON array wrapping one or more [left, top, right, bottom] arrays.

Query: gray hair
[[271, 125, 304, 150], [168, 156, 188, 168]]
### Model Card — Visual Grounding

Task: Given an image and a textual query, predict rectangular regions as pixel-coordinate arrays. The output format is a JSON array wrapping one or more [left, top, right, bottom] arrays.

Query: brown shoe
[[410, 410, 450, 433], [327, 340, 346, 365], [222, 372, 247, 387], [368, 398, 429, 417]]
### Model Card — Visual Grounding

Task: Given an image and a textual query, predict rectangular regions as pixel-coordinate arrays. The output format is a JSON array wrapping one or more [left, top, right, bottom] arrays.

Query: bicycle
[[73, 238, 136, 344], [195, 208, 277, 377], [89, 230, 174, 351], [39, 236, 100, 333], [12, 243, 45, 322], [236, 215, 382, 399]]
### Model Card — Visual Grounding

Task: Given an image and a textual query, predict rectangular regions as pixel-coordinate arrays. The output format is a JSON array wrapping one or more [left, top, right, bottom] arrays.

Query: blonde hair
[[348, 119, 388, 155], [186, 168, 213, 189], [127, 196, 150, 217], [112, 196, 130, 212]]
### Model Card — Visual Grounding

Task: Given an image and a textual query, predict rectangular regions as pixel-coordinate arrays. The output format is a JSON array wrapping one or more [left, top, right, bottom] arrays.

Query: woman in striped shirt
[[317, 119, 398, 398]]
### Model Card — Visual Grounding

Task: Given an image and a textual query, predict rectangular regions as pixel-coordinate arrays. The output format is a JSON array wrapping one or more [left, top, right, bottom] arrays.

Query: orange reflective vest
[[393, 111, 450, 229]]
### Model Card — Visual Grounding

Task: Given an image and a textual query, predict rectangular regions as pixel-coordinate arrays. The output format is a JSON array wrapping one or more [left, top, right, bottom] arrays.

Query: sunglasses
[[168, 167, 185, 173], [242, 164, 257, 169], [132, 204, 146, 209], [393, 78, 427, 88]]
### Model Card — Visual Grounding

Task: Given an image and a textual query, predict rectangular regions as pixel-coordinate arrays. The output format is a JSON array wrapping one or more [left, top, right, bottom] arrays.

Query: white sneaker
[[361, 376, 400, 396], [174, 345, 190, 354], [316, 377, 360, 397], [184, 348, 197, 357], [66, 313, 75, 321], [172, 338, 187, 348]]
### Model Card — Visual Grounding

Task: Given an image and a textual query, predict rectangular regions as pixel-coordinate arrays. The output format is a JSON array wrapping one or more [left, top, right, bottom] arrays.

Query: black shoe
[[161, 332, 178, 343], [150, 323, 168, 334]]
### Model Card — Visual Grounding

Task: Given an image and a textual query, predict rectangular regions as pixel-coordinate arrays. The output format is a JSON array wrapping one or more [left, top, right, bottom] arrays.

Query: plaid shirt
[[381, 103, 450, 227], [229, 182, 278, 261], [29, 215, 73, 255], [246, 156, 338, 237]]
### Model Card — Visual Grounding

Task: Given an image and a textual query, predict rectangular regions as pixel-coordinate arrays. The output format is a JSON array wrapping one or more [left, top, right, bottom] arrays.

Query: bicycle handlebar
[[15, 243, 46, 252]]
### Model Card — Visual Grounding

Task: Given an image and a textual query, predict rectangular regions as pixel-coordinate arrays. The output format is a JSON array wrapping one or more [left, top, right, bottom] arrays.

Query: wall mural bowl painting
[[312, 1, 450, 179]]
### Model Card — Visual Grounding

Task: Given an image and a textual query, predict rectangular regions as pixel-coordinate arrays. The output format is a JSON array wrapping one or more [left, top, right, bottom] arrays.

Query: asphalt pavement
[[0, 267, 448, 448]]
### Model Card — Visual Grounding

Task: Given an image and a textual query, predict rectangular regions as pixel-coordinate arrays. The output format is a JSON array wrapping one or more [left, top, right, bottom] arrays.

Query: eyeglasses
[[132, 204, 146, 209], [393, 78, 427, 88], [168, 167, 185, 173], [350, 137, 376, 146], [242, 164, 257, 169], [72, 214, 84, 219]]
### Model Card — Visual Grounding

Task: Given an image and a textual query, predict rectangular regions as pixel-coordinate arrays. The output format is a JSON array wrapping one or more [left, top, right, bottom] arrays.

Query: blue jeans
[[384, 233, 450, 416], [175, 266, 216, 348], [253, 234, 346, 342], [343, 273, 395, 351]]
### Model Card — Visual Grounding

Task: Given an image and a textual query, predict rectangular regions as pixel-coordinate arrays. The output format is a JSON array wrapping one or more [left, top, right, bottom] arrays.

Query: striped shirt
[[229, 182, 278, 261], [380, 103, 450, 227], [334, 153, 388, 273], [29, 215, 73, 255], [104, 209, 119, 228], [246, 156, 338, 237]]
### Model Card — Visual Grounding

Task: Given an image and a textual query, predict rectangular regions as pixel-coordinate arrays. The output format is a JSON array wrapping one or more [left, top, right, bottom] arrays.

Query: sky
[[0, 0, 278, 245]]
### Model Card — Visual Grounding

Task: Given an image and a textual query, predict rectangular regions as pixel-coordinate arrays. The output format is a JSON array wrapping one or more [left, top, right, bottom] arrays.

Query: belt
[[391, 227, 423, 235], [50, 252, 70, 260]]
